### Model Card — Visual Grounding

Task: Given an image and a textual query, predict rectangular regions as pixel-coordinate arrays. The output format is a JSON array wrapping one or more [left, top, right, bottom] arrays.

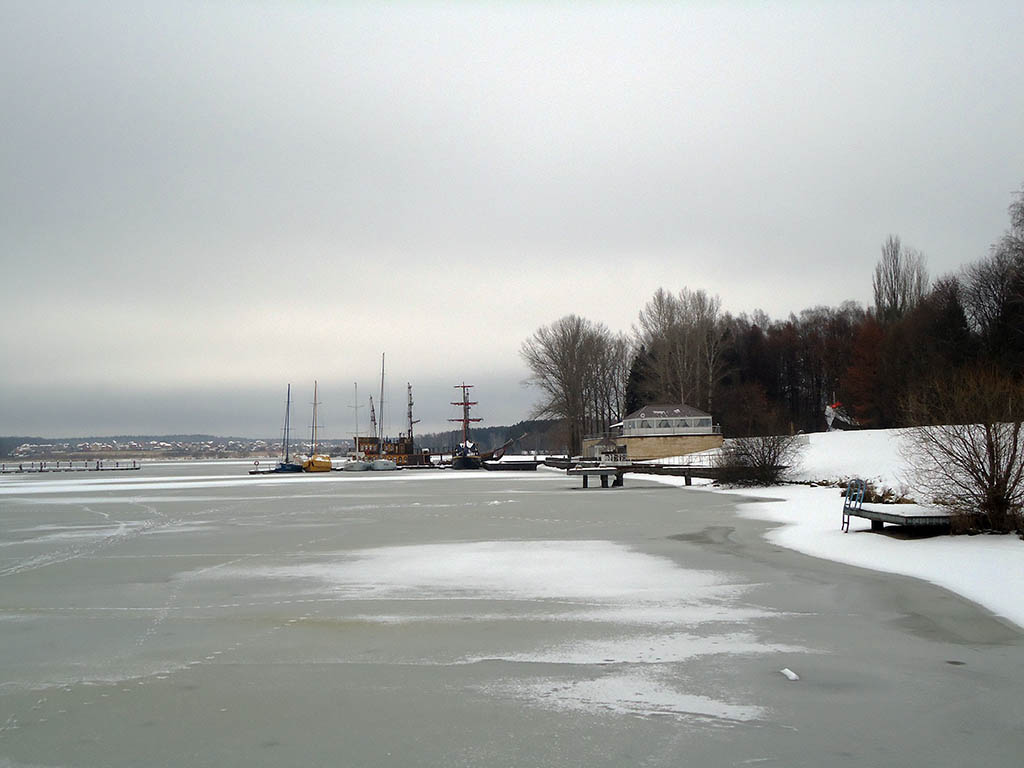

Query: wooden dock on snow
[[842, 478, 949, 531]]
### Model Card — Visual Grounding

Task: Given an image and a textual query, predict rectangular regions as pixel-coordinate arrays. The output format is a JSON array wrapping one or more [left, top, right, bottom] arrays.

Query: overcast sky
[[2, 1, 1023, 438]]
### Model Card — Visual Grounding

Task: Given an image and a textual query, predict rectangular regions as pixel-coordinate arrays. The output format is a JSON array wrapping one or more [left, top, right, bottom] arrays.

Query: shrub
[[902, 368, 1024, 533], [714, 434, 804, 486]]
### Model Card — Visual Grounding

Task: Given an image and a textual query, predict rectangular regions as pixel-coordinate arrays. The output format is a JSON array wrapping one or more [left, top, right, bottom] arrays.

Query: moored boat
[[449, 383, 483, 470], [250, 384, 304, 474], [341, 458, 371, 471], [302, 380, 332, 472]]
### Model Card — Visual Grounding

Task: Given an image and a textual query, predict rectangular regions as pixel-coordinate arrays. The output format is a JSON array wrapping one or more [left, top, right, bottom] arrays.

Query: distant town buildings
[[6, 438, 295, 460]]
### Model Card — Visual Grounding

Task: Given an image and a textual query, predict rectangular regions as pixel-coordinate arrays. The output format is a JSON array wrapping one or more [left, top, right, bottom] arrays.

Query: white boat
[[341, 457, 371, 471], [339, 382, 372, 470], [370, 458, 398, 471]]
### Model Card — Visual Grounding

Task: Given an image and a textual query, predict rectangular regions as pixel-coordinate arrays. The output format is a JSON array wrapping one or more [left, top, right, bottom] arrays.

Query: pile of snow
[[650, 428, 1024, 630]]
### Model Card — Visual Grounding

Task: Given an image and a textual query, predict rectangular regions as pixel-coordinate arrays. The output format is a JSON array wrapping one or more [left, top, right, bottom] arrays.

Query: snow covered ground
[[648, 429, 1024, 630]]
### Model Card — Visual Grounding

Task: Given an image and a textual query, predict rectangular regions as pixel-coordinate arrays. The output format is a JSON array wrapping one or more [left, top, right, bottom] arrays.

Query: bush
[[902, 368, 1024, 534], [714, 434, 804, 486]]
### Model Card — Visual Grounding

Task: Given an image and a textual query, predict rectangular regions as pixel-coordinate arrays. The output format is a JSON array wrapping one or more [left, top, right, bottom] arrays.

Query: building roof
[[624, 403, 712, 420]]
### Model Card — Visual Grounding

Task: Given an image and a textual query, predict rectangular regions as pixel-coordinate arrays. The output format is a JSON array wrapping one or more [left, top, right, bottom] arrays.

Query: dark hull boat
[[451, 453, 482, 470], [449, 383, 483, 470], [250, 384, 304, 474]]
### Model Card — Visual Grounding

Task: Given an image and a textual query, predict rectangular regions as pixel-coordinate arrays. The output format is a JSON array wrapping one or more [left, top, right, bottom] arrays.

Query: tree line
[[522, 184, 1024, 456]]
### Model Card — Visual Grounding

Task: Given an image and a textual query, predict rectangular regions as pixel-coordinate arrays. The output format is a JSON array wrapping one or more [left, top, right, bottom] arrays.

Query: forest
[[522, 185, 1024, 456]]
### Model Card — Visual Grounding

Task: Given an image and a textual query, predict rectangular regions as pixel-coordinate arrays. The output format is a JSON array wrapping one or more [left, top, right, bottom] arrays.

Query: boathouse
[[582, 403, 723, 461]]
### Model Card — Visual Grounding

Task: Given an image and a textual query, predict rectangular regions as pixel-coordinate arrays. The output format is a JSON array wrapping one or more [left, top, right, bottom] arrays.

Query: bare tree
[[873, 235, 929, 324], [962, 187, 1024, 367], [902, 368, 1024, 533], [521, 316, 628, 456], [634, 287, 728, 412]]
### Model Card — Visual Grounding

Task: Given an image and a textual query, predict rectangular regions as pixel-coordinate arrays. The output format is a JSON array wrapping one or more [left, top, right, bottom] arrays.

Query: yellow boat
[[303, 380, 333, 472]]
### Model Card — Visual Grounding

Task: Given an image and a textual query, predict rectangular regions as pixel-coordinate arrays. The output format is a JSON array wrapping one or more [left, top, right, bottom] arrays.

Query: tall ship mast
[[352, 356, 430, 467], [449, 383, 483, 470]]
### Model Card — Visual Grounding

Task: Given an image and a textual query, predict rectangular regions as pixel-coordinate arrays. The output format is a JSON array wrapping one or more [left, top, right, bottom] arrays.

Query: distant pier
[[0, 460, 141, 474]]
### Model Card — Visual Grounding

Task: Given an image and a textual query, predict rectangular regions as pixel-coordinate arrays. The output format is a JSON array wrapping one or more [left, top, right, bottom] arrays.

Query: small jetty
[[842, 478, 949, 531], [1, 460, 141, 474], [547, 458, 727, 486]]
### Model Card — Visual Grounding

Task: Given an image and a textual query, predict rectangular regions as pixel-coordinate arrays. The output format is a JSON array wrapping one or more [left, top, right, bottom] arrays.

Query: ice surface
[[194, 540, 734, 603], [492, 669, 767, 721]]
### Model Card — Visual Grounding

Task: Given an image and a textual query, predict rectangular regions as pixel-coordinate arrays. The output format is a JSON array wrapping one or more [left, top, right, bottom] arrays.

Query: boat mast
[[348, 382, 362, 455], [407, 382, 419, 442], [378, 353, 385, 447], [283, 383, 292, 463], [368, 396, 377, 452], [310, 380, 321, 455], [449, 383, 481, 448]]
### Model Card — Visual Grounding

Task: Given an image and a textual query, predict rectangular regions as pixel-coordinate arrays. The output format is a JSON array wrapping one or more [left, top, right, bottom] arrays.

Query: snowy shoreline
[[645, 429, 1024, 630]]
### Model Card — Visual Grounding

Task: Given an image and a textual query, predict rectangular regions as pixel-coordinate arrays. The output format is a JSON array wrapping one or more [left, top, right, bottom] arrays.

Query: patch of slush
[[490, 669, 765, 722], [181, 540, 797, 719], [488, 631, 809, 665], [346, 604, 778, 627], [198, 540, 736, 604]]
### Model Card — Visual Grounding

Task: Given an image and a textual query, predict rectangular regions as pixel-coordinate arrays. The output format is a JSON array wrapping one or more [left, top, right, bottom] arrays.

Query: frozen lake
[[1, 462, 1022, 766]]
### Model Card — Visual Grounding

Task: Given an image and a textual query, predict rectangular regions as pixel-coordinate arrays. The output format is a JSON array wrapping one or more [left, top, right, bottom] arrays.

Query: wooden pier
[[549, 458, 728, 487], [0, 460, 141, 474], [842, 478, 949, 531]]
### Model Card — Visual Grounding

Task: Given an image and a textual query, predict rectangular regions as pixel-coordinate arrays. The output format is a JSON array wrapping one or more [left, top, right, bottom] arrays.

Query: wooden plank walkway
[[557, 460, 729, 488], [566, 466, 622, 488], [0, 460, 141, 474]]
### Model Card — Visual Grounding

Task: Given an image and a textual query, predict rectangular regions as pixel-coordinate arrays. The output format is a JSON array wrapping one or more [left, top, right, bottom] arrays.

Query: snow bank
[[650, 428, 1024, 630]]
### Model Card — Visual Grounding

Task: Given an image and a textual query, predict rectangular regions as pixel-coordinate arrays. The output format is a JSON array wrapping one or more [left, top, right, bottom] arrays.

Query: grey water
[[1, 462, 1022, 766]]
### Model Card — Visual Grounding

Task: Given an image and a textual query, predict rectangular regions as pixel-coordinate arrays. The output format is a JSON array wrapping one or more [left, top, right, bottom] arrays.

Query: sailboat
[[341, 382, 371, 471], [369, 355, 398, 471], [250, 384, 304, 474], [302, 380, 332, 472], [450, 382, 483, 470]]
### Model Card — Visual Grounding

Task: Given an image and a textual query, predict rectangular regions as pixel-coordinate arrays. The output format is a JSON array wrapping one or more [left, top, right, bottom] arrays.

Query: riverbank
[[645, 428, 1024, 629]]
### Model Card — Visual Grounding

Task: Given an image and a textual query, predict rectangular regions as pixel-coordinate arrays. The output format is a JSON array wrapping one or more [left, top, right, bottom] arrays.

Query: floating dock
[[0, 460, 141, 474]]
